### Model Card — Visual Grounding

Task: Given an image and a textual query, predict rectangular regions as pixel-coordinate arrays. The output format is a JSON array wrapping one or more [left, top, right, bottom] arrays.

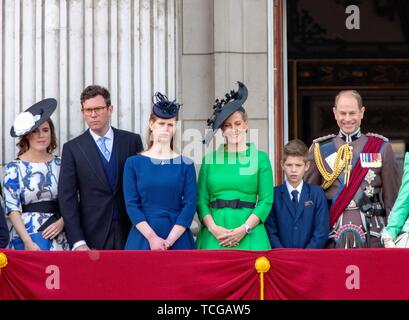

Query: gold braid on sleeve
[[314, 143, 353, 190]]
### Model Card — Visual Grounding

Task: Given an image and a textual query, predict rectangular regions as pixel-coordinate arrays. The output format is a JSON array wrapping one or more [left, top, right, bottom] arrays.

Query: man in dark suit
[[59, 85, 143, 250], [0, 199, 10, 248], [266, 139, 329, 248]]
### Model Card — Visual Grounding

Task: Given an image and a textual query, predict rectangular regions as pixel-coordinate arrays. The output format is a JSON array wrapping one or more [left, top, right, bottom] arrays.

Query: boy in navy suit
[[266, 139, 329, 248]]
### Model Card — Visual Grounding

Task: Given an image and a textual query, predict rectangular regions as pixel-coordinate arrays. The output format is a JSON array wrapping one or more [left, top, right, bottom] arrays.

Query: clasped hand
[[210, 225, 246, 248], [148, 236, 172, 250]]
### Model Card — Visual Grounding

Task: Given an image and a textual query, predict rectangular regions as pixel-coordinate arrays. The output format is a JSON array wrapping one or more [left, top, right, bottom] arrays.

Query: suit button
[[294, 226, 298, 230]]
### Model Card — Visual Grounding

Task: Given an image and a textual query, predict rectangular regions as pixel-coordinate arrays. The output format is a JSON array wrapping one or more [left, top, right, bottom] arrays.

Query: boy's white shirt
[[285, 180, 304, 203]]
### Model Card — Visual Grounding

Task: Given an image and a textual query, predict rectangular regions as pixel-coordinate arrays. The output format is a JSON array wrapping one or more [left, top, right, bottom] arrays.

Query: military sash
[[329, 136, 385, 227]]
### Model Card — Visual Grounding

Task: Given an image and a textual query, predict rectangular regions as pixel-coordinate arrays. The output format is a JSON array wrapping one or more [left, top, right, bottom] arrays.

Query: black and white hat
[[10, 98, 57, 137]]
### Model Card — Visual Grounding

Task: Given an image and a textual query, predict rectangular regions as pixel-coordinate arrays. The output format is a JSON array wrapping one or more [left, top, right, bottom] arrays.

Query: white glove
[[383, 237, 396, 248], [381, 229, 396, 248]]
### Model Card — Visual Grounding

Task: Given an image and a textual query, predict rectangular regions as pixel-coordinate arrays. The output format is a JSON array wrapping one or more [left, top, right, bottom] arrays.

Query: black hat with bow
[[203, 81, 248, 145]]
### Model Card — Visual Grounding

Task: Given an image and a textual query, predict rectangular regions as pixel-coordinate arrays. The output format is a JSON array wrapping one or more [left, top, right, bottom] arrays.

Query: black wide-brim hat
[[203, 81, 248, 145], [10, 98, 57, 137]]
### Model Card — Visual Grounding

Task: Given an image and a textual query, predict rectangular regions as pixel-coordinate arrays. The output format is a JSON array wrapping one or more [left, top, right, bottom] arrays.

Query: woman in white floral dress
[[2, 99, 69, 250]]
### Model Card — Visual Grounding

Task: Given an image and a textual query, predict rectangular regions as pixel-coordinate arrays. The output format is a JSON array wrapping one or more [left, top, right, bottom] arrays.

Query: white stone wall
[[0, 0, 178, 166], [0, 0, 276, 172], [179, 0, 274, 235], [180, 0, 272, 164]]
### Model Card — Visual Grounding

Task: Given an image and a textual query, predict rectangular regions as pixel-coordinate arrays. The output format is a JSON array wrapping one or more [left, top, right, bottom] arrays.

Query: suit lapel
[[281, 185, 296, 218], [76, 130, 111, 190], [112, 128, 123, 190], [294, 183, 309, 223]]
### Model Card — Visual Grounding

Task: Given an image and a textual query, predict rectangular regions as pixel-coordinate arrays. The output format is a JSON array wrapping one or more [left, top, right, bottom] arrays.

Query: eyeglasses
[[82, 106, 108, 116]]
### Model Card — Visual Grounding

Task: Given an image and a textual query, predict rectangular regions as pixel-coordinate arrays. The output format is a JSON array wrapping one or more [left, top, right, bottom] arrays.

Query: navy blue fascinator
[[152, 92, 181, 119]]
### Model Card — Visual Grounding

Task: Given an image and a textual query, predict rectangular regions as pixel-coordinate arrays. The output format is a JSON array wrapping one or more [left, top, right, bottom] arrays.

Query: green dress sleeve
[[385, 152, 409, 239], [252, 152, 274, 222], [197, 159, 211, 222]]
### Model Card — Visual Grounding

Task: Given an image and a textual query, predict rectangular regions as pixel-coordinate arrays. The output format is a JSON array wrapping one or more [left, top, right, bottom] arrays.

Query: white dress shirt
[[89, 127, 114, 161], [285, 180, 304, 203]]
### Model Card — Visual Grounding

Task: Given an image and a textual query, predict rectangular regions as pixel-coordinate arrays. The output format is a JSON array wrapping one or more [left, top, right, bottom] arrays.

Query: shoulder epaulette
[[366, 132, 389, 142], [312, 134, 336, 144]]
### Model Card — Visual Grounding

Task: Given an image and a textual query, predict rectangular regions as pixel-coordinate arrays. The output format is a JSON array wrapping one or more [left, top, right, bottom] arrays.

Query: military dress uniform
[[305, 129, 400, 248]]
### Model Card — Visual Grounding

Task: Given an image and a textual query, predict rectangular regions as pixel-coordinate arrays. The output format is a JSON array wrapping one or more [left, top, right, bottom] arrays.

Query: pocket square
[[304, 200, 314, 207]]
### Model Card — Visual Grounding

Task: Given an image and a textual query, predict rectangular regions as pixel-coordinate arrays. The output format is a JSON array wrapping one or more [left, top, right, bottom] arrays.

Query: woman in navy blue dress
[[123, 93, 197, 250]]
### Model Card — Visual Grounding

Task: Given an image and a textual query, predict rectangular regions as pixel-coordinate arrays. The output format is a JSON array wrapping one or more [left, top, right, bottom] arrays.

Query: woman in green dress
[[382, 152, 409, 248], [196, 82, 274, 250]]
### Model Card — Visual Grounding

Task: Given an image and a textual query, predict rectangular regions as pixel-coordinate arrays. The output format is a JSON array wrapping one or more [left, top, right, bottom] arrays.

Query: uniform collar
[[338, 128, 361, 143]]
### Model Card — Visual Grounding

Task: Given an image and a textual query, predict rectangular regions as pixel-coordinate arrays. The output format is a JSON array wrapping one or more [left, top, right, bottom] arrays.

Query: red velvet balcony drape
[[1, 249, 408, 300]]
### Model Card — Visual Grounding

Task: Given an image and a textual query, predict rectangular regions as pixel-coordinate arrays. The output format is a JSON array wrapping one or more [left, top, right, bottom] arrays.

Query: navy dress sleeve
[[175, 162, 197, 228], [123, 157, 147, 226]]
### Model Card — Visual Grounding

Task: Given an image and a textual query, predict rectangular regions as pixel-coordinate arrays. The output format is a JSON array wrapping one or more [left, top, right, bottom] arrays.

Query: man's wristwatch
[[243, 223, 252, 234]]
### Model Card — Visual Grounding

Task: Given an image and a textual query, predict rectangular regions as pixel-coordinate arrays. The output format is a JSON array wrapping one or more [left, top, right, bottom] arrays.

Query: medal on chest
[[360, 153, 382, 168]]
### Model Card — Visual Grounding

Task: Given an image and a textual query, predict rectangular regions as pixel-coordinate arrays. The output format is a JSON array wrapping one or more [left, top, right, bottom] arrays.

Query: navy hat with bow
[[203, 81, 248, 145], [152, 92, 181, 119]]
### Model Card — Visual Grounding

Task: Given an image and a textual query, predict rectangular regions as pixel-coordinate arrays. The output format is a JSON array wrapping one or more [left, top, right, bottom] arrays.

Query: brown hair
[[17, 118, 57, 156], [283, 139, 308, 163], [80, 85, 111, 107], [145, 113, 175, 151], [334, 90, 363, 109]]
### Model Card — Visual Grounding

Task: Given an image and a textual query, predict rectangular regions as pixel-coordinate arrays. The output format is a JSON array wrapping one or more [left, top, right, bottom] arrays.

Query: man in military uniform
[[304, 90, 400, 248]]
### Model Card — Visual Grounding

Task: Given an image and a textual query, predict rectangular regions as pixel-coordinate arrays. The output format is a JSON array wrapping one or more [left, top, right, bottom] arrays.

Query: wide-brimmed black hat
[[203, 81, 248, 145], [10, 98, 57, 137], [152, 92, 181, 119]]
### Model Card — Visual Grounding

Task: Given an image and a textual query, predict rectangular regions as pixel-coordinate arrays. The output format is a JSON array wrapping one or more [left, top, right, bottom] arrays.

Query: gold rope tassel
[[255, 256, 271, 300], [0, 252, 8, 276], [314, 143, 353, 189]]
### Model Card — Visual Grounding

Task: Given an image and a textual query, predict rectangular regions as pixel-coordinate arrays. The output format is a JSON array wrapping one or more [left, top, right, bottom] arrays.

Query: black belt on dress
[[210, 199, 256, 209], [22, 201, 60, 214], [22, 201, 61, 232]]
